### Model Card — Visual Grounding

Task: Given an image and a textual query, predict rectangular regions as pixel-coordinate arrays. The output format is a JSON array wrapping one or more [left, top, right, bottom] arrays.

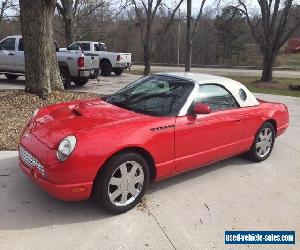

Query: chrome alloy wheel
[[108, 161, 144, 207], [256, 127, 273, 158]]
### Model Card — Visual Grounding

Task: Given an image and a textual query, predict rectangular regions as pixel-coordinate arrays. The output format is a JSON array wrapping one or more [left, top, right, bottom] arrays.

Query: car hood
[[30, 99, 145, 148]]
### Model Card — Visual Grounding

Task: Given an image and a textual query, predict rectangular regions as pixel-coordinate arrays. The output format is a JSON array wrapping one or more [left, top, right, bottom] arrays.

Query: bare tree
[[20, 0, 63, 97], [131, 0, 184, 75], [236, 0, 300, 82], [56, 0, 106, 45], [0, 0, 15, 23], [185, 0, 207, 72]]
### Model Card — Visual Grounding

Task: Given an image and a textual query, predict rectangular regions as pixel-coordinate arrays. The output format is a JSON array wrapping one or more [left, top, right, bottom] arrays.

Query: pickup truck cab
[[60, 41, 131, 76], [0, 36, 100, 88]]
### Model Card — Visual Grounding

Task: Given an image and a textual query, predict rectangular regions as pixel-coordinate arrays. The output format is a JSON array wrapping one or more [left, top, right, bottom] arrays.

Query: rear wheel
[[246, 122, 275, 162], [5, 74, 19, 80], [59, 67, 71, 89], [113, 68, 124, 76], [94, 152, 149, 214], [73, 78, 88, 86], [100, 61, 112, 76]]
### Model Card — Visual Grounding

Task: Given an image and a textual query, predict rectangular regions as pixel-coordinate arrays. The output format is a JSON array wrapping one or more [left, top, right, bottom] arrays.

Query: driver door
[[175, 84, 246, 172], [0, 37, 16, 71]]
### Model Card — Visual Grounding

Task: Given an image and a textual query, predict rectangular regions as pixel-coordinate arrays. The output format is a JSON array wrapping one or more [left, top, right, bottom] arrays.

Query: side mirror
[[193, 103, 211, 114], [67, 47, 71, 50]]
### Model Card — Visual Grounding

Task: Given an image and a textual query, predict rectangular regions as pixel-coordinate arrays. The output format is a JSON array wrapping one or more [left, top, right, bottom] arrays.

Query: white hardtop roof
[[156, 72, 259, 108]]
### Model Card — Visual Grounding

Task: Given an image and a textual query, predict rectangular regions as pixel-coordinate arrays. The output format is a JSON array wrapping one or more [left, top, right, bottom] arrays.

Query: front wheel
[[94, 152, 150, 214], [246, 122, 275, 162], [5, 74, 19, 80]]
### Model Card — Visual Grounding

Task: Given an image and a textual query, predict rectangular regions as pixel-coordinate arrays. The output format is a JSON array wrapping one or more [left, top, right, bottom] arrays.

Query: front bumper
[[18, 134, 94, 201], [20, 160, 92, 201]]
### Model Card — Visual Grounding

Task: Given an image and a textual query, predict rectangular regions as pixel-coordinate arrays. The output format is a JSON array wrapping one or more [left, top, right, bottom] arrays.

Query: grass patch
[[0, 90, 100, 150], [278, 53, 300, 68]]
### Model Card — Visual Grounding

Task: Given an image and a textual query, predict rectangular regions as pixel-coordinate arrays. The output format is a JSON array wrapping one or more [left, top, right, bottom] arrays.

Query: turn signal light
[[71, 187, 87, 193]]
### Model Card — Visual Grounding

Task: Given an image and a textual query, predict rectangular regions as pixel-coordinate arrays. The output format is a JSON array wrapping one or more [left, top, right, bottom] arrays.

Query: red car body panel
[[19, 98, 289, 201]]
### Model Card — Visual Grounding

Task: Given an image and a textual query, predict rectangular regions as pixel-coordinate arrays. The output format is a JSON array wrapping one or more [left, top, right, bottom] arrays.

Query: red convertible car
[[19, 73, 289, 213]]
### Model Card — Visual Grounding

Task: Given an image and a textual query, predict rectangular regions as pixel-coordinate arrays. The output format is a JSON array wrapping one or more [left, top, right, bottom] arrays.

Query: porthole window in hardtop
[[239, 88, 247, 101]]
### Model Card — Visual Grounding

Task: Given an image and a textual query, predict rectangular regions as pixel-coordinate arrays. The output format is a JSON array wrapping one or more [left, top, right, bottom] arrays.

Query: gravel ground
[[0, 90, 100, 150]]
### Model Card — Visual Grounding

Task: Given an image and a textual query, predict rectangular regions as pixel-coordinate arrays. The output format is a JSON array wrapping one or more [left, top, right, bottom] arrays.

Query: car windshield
[[104, 75, 194, 116]]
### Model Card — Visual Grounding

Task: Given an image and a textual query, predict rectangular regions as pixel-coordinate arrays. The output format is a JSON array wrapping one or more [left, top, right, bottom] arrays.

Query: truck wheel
[[113, 68, 124, 76], [60, 68, 71, 89], [100, 61, 112, 77], [5, 74, 19, 80], [74, 78, 88, 86]]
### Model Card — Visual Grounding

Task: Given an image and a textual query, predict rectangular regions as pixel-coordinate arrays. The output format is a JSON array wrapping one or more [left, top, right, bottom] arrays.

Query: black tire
[[246, 122, 275, 162], [5, 74, 19, 80], [73, 78, 88, 86], [100, 61, 112, 77], [113, 68, 124, 76], [94, 151, 150, 214], [59, 67, 71, 89]]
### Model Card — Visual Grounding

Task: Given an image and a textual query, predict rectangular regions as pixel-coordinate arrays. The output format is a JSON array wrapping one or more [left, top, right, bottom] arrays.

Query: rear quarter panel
[[239, 102, 289, 151]]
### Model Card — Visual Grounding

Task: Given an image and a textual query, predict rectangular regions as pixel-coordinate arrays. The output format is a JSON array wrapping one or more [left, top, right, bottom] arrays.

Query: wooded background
[[1, 0, 299, 68]]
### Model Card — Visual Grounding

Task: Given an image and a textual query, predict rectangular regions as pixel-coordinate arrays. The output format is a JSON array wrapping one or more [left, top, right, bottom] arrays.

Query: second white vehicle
[[60, 41, 131, 76]]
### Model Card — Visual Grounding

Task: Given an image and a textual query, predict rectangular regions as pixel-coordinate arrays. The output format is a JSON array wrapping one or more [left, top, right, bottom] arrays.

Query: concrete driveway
[[0, 74, 299, 249]]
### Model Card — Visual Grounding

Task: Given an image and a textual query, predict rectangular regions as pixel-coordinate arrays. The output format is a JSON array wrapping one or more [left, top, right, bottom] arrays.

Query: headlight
[[56, 135, 76, 162]]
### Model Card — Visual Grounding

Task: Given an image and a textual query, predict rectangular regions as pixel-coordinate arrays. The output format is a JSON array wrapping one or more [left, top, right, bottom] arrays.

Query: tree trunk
[[177, 19, 181, 66], [62, 0, 74, 45], [143, 14, 151, 76], [64, 17, 74, 45], [20, 0, 63, 97], [144, 46, 151, 76], [185, 0, 192, 72], [261, 49, 275, 82]]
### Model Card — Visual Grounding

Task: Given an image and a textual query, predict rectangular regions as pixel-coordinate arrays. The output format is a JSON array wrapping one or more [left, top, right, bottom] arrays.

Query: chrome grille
[[19, 146, 45, 177]]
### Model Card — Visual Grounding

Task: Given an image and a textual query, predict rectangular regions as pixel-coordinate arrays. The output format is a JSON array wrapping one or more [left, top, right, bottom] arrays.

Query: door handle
[[8, 53, 14, 56]]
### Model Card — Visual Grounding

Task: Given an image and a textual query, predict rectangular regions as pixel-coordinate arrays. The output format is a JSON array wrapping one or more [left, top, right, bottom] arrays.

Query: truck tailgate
[[84, 53, 99, 69]]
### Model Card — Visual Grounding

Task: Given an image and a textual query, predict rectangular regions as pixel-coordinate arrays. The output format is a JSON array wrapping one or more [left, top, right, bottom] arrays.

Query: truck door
[[14, 38, 25, 73], [0, 37, 17, 71]]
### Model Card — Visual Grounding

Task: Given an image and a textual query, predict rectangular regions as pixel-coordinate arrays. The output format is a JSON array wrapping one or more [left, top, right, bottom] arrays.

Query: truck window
[[94, 44, 100, 51], [68, 43, 80, 50], [99, 43, 107, 51], [18, 38, 24, 51], [80, 43, 90, 51], [0, 38, 16, 51]]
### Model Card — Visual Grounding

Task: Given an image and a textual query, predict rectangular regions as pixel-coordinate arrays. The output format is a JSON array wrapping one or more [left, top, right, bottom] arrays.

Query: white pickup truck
[[0, 36, 100, 89], [60, 41, 131, 76]]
